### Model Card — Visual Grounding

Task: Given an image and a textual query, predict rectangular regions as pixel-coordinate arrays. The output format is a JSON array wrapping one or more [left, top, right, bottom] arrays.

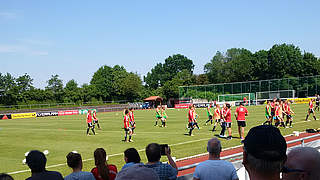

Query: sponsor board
[[58, 110, 79, 116], [287, 97, 316, 104], [175, 103, 192, 109], [0, 114, 12, 119], [11, 112, 36, 119], [36, 111, 59, 117], [78, 109, 97, 115]]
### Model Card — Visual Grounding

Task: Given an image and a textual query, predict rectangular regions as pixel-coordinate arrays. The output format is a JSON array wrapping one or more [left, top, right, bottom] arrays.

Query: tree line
[[1, 43, 319, 106]]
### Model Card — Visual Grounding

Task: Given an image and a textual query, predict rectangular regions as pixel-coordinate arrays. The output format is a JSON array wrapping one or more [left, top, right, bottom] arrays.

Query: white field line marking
[[1, 128, 183, 134], [6, 120, 312, 175], [173, 132, 298, 162]]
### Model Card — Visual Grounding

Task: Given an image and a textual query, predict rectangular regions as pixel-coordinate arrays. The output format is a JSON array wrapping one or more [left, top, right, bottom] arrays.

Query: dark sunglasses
[[282, 166, 305, 174]]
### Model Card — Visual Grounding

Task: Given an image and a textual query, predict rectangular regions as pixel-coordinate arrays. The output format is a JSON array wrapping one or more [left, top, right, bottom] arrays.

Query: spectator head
[[207, 138, 222, 158], [282, 147, 320, 180], [66, 152, 82, 170], [94, 148, 109, 180], [124, 148, 141, 163], [243, 125, 287, 177], [0, 173, 14, 180], [146, 143, 161, 163], [115, 164, 159, 180], [26, 150, 47, 173]]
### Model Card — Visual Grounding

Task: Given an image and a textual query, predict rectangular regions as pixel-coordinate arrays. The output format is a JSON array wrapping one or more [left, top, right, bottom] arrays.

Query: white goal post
[[218, 93, 254, 106], [255, 90, 295, 102]]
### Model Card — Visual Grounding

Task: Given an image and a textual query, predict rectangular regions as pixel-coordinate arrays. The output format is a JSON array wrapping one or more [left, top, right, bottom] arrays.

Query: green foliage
[[205, 44, 320, 84], [144, 54, 194, 89]]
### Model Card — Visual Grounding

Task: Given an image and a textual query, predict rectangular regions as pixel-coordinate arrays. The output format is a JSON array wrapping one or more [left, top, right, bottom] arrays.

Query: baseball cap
[[243, 125, 287, 161], [115, 164, 159, 180]]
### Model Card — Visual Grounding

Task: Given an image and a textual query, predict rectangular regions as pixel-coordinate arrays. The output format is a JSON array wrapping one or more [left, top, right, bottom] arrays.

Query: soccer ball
[[22, 159, 26, 164], [24, 151, 30, 157], [43, 150, 49, 155]]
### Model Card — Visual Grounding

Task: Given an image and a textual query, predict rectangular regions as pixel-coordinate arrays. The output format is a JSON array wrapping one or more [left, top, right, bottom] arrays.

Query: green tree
[[144, 54, 194, 89], [16, 73, 33, 93], [268, 44, 303, 79], [46, 75, 64, 102], [121, 73, 143, 101], [64, 79, 82, 103], [90, 65, 114, 101]]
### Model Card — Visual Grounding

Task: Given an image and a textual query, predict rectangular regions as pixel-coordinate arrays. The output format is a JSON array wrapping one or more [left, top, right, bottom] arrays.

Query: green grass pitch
[[0, 103, 319, 179]]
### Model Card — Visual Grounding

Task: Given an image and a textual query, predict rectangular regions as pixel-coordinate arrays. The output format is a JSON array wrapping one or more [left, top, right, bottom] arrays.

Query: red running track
[[176, 132, 320, 177]]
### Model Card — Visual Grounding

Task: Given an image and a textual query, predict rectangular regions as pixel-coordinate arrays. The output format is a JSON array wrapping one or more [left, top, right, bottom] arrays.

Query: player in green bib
[[154, 105, 162, 126], [263, 100, 272, 125], [205, 104, 213, 125], [161, 106, 168, 127]]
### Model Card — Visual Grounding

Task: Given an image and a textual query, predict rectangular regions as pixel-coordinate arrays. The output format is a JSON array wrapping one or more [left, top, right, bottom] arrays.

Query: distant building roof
[[144, 96, 163, 101]]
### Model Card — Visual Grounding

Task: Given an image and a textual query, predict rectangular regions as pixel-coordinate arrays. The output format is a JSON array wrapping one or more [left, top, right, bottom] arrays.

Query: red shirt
[[124, 115, 130, 129], [188, 110, 194, 122], [214, 108, 220, 119], [275, 106, 280, 116], [286, 105, 292, 115], [129, 112, 135, 122], [87, 113, 92, 123], [270, 102, 275, 110], [224, 109, 232, 123], [309, 101, 313, 109], [236, 106, 248, 121], [243, 97, 247, 101], [91, 164, 117, 180], [93, 112, 97, 120]]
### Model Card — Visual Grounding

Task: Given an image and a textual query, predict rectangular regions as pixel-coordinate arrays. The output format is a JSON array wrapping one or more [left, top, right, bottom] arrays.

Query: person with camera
[[144, 143, 178, 180]]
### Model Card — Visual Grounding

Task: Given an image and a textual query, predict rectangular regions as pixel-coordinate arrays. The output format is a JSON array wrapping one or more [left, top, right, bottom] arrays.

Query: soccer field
[[0, 103, 319, 179]]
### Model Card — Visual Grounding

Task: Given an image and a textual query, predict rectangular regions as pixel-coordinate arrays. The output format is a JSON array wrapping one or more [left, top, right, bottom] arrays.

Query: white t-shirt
[[193, 160, 238, 180]]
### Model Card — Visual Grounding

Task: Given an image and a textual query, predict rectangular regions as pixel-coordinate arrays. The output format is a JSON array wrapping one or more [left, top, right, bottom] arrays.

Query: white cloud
[[0, 12, 17, 19], [30, 51, 49, 56], [0, 45, 24, 53], [0, 44, 48, 56], [17, 38, 53, 46]]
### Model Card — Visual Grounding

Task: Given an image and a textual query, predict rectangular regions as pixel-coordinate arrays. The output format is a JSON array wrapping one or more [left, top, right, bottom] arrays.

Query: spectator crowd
[[1, 125, 320, 180]]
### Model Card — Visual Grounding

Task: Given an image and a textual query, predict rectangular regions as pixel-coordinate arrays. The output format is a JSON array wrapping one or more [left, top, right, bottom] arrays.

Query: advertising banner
[[0, 114, 12, 120], [58, 110, 79, 116], [78, 109, 97, 115], [11, 112, 36, 119], [287, 97, 315, 104], [174, 103, 192, 109], [36, 111, 59, 117]]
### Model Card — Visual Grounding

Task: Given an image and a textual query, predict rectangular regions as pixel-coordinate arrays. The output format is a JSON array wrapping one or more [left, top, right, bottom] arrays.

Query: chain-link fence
[[179, 75, 320, 101]]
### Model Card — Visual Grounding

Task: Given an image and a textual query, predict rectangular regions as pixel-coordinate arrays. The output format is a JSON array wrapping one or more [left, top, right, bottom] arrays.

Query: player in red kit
[[305, 99, 317, 121], [92, 109, 101, 129], [187, 105, 195, 136], [220, 104, 232, 140], [284, 100, 294, 128], [86, 110, 95, 136], [235, 102, 248, 140], [123, 109, 132, 142], [129, 107, 136, 135]]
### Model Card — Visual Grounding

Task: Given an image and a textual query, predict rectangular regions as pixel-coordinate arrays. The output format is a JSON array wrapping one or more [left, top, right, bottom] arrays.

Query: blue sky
[[1, 0, 319, 88]]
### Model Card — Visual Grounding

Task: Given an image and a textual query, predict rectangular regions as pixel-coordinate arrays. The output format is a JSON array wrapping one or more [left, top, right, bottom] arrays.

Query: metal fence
[[179, 75, 320, 101], [177, 133, 320, 180]]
